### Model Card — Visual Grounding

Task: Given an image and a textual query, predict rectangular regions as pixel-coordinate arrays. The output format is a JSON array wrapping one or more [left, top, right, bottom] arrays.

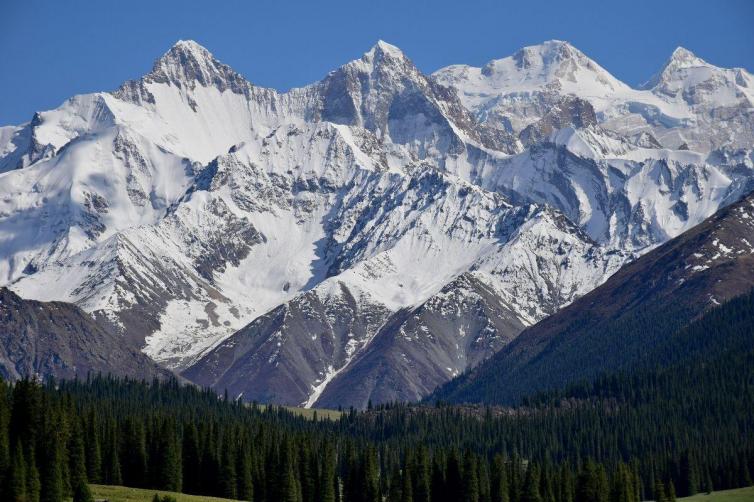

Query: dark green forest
[[0, 292, 753, 501], [431, 276, 754, 407]]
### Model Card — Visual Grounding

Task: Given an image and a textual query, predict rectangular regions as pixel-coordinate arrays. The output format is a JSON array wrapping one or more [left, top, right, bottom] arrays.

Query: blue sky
[[1, 0, 752, 125]]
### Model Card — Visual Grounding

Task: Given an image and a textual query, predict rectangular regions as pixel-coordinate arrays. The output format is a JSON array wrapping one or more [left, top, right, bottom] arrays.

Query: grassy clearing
[[679, 486, 754, 501], [89, 484, 237, 501], [90, 483, 754, 502], [252, 403, 343, 420]]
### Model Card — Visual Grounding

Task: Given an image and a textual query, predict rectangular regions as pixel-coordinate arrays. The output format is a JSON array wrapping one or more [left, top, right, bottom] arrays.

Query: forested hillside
[[0, 309, 752, 502]]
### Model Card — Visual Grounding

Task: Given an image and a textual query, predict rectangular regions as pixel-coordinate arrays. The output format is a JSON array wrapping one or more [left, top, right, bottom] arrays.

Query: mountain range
[[431, 188, 754, 404], [0, 39, 752, 407]]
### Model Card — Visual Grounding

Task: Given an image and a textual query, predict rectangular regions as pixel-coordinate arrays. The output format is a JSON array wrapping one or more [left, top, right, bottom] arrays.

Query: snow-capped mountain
[[434, 40, 754, 152], [431, 186, 754, 406], [0, 39, 751, 407]]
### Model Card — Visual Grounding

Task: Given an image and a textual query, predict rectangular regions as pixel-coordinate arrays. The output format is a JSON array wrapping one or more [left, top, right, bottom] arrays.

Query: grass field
[[679, 486, 754, 501], [89, 484, 236, 501], [89, 483, 754, 501], [253, 403, 343, 420]]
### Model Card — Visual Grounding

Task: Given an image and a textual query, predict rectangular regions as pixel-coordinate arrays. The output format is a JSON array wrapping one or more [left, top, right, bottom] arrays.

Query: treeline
[[0, 288, 753, 501], [0, 377, 663, 502], [431, 276, 754, 407], [0, 360, 750, 502]]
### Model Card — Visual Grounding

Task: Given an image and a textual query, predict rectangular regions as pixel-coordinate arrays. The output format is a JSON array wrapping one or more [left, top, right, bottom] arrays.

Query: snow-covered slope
[[434, 40, 754, 153], [0, 39, 751, 407]]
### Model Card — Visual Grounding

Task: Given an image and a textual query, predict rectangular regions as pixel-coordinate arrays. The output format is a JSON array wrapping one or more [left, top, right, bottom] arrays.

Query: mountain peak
[[171, 39, 209, 52], [641, 46, 710, 89], [469, 39, 620, 92], [364, 40, 406, 61], [512, 40, 582, 67], [141, 39, 250, 93], [155, 39, 217, 74], [665, 46, 707, 70]]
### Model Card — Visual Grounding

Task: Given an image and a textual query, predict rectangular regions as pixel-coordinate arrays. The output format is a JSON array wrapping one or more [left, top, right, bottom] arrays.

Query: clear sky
[[1, 0, 752, 125]]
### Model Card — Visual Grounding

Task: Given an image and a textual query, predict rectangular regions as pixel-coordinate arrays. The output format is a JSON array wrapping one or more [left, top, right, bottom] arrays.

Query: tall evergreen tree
[[491, 454, 509, 502], [7, 444, 27, 502], [522, 464, 542, 502], [463, 450, 480, 502], [40, 418, 64, 502], [576, 460, 608, 502], [69, 420, 92, 502]]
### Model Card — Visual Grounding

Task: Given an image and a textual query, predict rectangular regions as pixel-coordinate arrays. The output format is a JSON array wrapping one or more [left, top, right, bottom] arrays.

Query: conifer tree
[[0, 388, 10, 491], [522, 463, 542, 502], [653, 478, 666, 502], [7, 444, 27, 502], [236, 447, 254, 502], [40, 423, 64, 502], [219, 432, 237, 499], [69, 420, 92, 502], [491, 454, 510, 502], [364, 446, 380, 502], [412, 447, 431, 502], [667, 480, 676, 502], [401, 465, 414, 502], [576, 460, 608, 502], [84, 413, 101, 485], [103, 421, 121, 486], [320, 443, 336, 502], [25, 449, 40, 502], [181, 422, 201, 495], [155, 420, 182, 493], [680, 452, 699, 497], [463, 450, 480, 502]]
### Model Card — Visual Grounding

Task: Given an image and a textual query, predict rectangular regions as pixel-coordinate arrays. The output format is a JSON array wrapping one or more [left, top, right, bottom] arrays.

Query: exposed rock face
[[519, 96, 597, 145], [0, 288, 169, 381], [311, 273, 525, 408]]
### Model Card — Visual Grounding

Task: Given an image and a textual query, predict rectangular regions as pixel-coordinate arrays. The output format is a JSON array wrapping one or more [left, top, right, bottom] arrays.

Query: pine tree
[[680, 452, 699, 497], [463, 450, 480, 502], [540, 462, 554, 502], [430, 455, 446, 502], [26, 448, 40, 502], [219, 433, 237, 499], [320, 443, 336, 502], [666, 480, 676, 502], [0, 387, 10, 491], [298, 440, 314, 502], [653, 478, 666, 502], [609, 463, 634, 502], [576, 460, 608, 502], [397, 464, 411, 502], [364, 446, 380, 502], [122, 418, 146, 487], [73, 482, 93, 502], [7, 444, 27, 502], [280, 438, 302, 502], [69, 420, 92, 502], [491, 454, 510, 502], [156, 420, 182, 493], [40, 414, 64, 502], [84, 412, 101, 485], [704, 469, 714, 495], [522, 463, 542, 502], [236, 446, 254, 502], [181, 422, 201, 495], [413, 447, 431, 502], [558, 463, 574, 502], [479, 459, 491, 502], [100, 419, 121, 487]]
